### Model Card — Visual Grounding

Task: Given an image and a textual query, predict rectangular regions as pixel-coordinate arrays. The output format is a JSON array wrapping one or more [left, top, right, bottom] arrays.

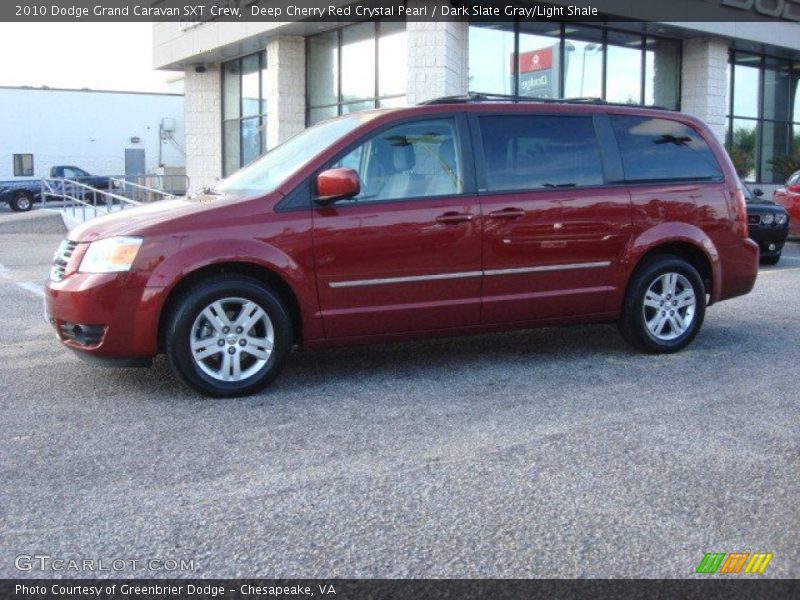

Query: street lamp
[[580, 43, 601, 97]]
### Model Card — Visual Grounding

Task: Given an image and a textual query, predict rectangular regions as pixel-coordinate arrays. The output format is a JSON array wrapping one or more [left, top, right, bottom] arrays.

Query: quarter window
[[611, 116, 723, 183], [13, 154, 33, 177], [331, 118, 463, 203], [477, 116, 604, 191]]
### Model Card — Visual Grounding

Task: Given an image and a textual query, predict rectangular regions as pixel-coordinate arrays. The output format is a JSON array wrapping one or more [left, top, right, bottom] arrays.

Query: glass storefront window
[[307, 22, 407, 125], [378, 21, 407, 97], [728, 52, 800, 183], [606, 31, 642, 104], [341, 23, 375, 103], [222, 51, 267, 176], [517, 22, 561, 99], [468, 23, 514, 95], [563, 26, 603, 99], [470, 23, 679, 109]]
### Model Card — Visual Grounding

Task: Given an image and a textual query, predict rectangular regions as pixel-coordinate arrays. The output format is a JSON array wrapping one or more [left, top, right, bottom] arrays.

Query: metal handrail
[[109, 177, 176, 198], [40, 178, 142, 221]]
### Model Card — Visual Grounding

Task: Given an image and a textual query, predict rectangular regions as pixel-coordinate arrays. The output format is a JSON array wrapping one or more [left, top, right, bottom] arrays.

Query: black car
[[744, 183, 790, 265]]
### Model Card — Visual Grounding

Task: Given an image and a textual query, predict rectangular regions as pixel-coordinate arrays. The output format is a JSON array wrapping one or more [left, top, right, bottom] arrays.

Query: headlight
[[761, 213, 774, 225], [79, 236, 142, 273], [774, 212, 787, 225]]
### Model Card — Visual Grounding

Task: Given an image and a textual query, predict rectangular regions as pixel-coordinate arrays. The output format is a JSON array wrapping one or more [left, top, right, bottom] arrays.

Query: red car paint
[[45, 102, 758, 363], [774, 172, 800, 236]]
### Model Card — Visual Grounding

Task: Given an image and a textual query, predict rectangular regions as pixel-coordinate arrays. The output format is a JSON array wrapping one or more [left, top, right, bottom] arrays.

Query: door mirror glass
[[753, 187, 764, 197], [316, 168, 361, 204]]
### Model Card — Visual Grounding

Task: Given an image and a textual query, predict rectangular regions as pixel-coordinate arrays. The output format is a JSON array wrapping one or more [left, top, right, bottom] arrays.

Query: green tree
[[728, 126, 756, 179]]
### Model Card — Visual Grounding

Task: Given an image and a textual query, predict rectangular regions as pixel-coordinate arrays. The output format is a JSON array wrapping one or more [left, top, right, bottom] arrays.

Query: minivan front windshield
[[218, 112, 377, 197]]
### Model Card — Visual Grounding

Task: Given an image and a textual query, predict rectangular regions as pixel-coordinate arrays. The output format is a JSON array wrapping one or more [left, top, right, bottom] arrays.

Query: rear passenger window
[[478, 116, 604, 192], [610, 116, 723, 183]]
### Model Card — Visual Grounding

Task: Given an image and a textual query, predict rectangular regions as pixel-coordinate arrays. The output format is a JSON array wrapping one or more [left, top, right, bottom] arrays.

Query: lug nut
[[222, 326, 230, 334], [227, 347, 236, 354], [236, 327, 243, 334], [239, 339, 247, 347], [217, 339, 225, 347]]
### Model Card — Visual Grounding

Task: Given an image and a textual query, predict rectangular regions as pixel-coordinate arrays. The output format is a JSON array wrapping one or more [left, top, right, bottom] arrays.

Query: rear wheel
[[165, 275, 292, 397], [10, 192, 34, 212], [618, 255, 706, 353]]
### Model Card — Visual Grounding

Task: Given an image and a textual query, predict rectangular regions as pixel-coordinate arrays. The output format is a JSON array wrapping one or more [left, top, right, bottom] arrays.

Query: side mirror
[[753, 187, 764, 197], [315, 168, 360, 205]]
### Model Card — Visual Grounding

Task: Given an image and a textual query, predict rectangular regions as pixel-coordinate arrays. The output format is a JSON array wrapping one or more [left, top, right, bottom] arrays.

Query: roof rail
[[419, 92, 672, 111]]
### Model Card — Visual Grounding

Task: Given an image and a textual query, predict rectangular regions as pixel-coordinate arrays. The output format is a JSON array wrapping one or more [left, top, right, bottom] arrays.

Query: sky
[[0, 23, 180, 93]]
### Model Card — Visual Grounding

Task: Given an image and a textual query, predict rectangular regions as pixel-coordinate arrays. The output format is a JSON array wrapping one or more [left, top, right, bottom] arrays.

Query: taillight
[[733, 188, 748, 237]]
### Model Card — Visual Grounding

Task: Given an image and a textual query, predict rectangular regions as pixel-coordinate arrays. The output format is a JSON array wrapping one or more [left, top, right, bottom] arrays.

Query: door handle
[[489, 208, 526, 219], [436, 212, 474, 224]]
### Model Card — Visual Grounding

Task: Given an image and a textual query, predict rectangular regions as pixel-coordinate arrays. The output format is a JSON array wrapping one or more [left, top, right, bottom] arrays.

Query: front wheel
[[618, 256, 706, 353], [10, 192, 34, 212], [760, 253, 781, 266], [165, 275, 293, 397]]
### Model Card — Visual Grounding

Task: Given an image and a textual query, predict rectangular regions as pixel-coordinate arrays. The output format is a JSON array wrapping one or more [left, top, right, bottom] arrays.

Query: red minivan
[[45, 98, 759, 397]]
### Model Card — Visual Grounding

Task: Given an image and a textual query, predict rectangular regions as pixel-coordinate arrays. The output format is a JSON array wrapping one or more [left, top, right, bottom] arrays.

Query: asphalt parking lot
[[0, 207, 798, 579]]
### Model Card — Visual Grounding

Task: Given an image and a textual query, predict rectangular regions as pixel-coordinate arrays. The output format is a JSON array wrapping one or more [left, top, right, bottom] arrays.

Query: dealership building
[[152, 0, 800, 192]]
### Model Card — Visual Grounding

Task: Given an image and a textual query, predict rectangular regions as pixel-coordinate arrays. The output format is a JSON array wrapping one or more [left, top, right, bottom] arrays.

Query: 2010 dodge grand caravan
[[45, 98, 759, 397]]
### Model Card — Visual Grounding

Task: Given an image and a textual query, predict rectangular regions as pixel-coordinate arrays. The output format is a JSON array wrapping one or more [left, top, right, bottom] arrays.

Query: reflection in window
[[606, 32, 641, 104], [469, 23, 514, 95], [727, 52, 800, 183], [469, 23, 679, 108], [478, 116, 604, 191], [564, 27, 603, 98], [611, 116, 723, 183], [518, 22, 562, 98], [332, 118, 463, 203], [306, 22, 407, 125], [222, 51, 267, 176]]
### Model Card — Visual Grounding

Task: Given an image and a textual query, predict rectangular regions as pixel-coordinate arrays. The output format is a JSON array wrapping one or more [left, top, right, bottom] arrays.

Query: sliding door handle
[[489, 208, 526, 219], [436, 212, 474, 224]]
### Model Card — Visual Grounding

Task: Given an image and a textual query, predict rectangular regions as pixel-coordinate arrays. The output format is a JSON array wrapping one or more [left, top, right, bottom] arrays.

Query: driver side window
[[332, 118, 463, 203]]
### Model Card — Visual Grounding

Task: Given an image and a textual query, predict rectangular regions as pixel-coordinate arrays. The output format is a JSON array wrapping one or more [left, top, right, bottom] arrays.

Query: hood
[[68, 194, 244, 242]]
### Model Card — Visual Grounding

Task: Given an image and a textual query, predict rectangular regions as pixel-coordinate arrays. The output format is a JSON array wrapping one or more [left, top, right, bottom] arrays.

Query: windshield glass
[[219, 112, 378, 196]]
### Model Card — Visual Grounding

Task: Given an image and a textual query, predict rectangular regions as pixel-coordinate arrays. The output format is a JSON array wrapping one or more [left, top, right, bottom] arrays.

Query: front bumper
[[748, 225, 789, 257], [45, 272, 163, 362]]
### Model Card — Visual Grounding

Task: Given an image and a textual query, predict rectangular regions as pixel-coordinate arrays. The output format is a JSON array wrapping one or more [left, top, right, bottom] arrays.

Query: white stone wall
[[183, 66, 222, 193], [265, 37, 306, 150], [406, 9, 468, 105], [680, 37, 730, 143]]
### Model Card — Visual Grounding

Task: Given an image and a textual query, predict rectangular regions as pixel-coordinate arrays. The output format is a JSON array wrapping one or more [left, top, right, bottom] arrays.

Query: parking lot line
[[0, 262, 45, 297]]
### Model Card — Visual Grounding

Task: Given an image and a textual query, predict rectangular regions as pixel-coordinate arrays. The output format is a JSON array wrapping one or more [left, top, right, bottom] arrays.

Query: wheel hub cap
[[642, 272, 696, 342], [190, 297, 274, 382]]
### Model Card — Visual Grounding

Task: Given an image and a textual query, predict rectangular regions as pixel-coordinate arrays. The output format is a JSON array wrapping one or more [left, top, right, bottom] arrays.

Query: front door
[[473, 113, 633, 324], [312, 116, 482, 339]]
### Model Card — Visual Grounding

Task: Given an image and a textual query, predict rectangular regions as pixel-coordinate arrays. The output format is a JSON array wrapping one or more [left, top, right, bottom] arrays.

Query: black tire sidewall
[[166, 276, 292, 397], [624, 257, 706, 353], [11, 193, 33, 212], [760, 254, 780, 266]]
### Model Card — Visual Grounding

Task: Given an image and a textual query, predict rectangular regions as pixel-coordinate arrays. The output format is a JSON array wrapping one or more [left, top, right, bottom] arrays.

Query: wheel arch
[[623, 224, 722, 306], [157, 261, 304, 352]]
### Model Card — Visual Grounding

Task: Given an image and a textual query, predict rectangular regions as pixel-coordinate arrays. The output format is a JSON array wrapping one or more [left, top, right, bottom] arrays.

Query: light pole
[[580, 43, 601, 97]]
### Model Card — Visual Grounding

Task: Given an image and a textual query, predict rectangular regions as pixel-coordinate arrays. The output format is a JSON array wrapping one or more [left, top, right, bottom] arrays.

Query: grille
[[747, 214, 761, 226], [50, 240, 78, 282]]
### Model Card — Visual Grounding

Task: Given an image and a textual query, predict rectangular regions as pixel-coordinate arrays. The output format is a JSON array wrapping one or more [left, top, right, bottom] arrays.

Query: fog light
[[768, 243, 776, 251]]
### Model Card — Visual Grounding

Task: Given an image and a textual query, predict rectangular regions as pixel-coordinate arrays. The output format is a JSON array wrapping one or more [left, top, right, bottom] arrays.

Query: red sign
[[512, 48, 553, 74]]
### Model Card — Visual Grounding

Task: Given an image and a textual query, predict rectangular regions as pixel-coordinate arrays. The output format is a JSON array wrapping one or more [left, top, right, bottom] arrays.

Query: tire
[[618, 255, 706, 354], [760, 253, 781, 266], [10, 192, 34, 212], [165, 275, 293, 397]]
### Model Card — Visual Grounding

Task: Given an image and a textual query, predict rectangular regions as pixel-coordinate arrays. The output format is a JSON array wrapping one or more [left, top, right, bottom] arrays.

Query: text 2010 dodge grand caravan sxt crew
[[45, 98, 758, 397]]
